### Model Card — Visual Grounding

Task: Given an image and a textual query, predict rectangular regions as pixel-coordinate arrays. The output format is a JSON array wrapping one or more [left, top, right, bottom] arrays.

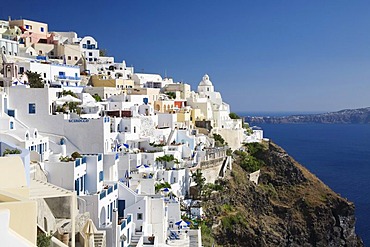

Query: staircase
[[166, 129, 176, 145], [129, 232, 142, 247], [94, 231, 106, 247]]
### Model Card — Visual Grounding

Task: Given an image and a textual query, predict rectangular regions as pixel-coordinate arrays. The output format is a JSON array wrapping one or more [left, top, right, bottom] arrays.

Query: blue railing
[[99, 190, 106, 200], [86, 44, 97, 50], [114, 184, 118, 190], [127, 215, 131, 224], [98, 154, 102, 161], [120, 221, 126, 230], [57, 75, 80, 80], [108, 186, 113, 195], [75, 159, 80, 167], [82, 157, 86, 164], [8, 110, 15, 117], [36, 56, 47, 60]]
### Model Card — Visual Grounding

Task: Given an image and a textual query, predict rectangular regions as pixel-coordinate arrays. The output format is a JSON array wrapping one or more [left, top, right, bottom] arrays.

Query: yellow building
[[191, 108, 205, 124], [126, 87, 160, 105], [0, 156, 77, 247], [163, 83, 191, 100], [154, 99, 174, 113], [91, 75, 134, 89], [0, 156, 37, 245]]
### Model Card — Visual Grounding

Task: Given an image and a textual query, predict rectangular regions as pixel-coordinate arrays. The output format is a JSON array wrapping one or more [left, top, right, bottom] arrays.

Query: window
[[68, 56, 71, 60], [99, 171, 104, 182], [134, 126, 136, 133], [50, 51, 54, 55], [10, 121, 14, 129], [25, 25, 29, 29], [87, 40, 91, 45], [40, 27, 44, 32], [83, 44, 86, 48], [137, 213, 143, 220], [74, 56, 78, 60], [89, 58, 92, 61], [43, 73, 46, 78], [89, 52, 92, 56], [28, 103, 36, 114]]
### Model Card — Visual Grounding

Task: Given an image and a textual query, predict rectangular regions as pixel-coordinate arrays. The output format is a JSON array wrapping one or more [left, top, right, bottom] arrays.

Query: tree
[[156, 155, 177, 169], [62, 90, 78, 98], [191, 169, 206, 198], [99, 49, 108, 57], [165, 92, 176, 99], [155, 182, 171, 193], [26, 70, 44, 88], [229, 112, 241, 119], [92, 93, 102, 102], [213, 133, 226, 147]]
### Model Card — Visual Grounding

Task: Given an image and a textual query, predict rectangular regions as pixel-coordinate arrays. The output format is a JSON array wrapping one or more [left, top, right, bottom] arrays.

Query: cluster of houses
[[0, 17, 263, 247]]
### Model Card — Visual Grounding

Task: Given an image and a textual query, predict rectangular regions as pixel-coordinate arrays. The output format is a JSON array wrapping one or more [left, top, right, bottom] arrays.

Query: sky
[[2, 0, 370, 113]]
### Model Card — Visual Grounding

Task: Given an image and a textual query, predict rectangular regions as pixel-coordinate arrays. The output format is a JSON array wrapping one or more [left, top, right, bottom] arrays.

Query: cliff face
[[202, 142, 363, 247], [244, 107, 370, 124]]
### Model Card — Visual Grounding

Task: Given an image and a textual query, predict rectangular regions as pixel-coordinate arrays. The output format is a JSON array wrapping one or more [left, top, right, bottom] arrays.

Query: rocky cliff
[[201, 142, 363, 247], [244, 107, 370, 124]]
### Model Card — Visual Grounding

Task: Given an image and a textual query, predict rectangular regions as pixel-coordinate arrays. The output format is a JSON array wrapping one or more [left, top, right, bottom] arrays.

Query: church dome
[[199, 74, 213, 86]]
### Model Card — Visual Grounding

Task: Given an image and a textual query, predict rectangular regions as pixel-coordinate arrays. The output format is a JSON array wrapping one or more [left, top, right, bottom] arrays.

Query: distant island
[[244, 107, 370, 124]]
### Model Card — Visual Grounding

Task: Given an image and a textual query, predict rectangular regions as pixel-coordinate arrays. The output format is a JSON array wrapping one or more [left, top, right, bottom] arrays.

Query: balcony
[[99, 190, 106, 200], [56, 75, 81, 81], [118, 214, 132, 231], [107, 186, 113, 195], [86, 44, 97, 50]]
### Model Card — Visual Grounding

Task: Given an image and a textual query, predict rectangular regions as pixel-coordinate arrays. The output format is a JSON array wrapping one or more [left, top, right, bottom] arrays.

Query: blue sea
[[255, 123, 370, 246]]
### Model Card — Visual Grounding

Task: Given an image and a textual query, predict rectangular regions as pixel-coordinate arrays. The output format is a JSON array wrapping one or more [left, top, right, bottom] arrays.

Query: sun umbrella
[[82, 219, 97, 247], [56, 95, 82, 105], [175, 220, 190, 228]]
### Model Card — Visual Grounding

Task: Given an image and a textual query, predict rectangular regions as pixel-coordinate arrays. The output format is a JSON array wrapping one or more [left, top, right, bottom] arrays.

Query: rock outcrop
[[202, 142, 363, 247], [244, 107, 370, 124]]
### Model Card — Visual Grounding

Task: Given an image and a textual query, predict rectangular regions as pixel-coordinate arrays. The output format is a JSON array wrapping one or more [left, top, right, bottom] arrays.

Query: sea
[[239, 112, 370, 246]]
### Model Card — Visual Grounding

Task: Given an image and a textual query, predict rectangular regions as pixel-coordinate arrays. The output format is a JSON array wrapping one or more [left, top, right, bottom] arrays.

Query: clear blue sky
[[2, 0, 370, 113]]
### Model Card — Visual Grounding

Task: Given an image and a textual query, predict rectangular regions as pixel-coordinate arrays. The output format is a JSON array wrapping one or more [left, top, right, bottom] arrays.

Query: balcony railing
[[57, 75, 81, 80], [99, 190, 106, 200], [107, 186, 113, 195], [120, 220, 126, 230], [127, 214, 132, 224]]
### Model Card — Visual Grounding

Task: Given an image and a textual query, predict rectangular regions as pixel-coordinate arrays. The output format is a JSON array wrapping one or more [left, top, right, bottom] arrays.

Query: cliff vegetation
[[200, 142, 363, 247]]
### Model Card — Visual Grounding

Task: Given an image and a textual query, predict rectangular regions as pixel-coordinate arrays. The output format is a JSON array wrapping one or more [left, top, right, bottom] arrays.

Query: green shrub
[[2, 148, 21, 156], [37, 232, 52, 247]]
